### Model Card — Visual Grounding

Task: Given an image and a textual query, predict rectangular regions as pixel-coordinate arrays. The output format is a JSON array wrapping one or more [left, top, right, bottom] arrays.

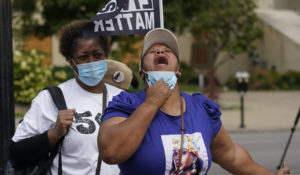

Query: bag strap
[[45, 86, 67, 175], [95, 84, 107, 175], [46, 86, 67, 110]]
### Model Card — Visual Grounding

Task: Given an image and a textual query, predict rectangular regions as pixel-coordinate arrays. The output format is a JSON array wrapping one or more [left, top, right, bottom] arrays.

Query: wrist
[[143, 99, 161, 110], [48, 128, 62, 146]]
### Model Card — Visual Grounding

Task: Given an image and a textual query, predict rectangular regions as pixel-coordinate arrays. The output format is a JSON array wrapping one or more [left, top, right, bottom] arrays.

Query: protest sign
[[83, 0, 163, 36]]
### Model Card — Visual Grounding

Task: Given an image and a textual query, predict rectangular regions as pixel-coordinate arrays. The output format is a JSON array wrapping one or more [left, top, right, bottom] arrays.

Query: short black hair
[[59, 20, 110, 60]]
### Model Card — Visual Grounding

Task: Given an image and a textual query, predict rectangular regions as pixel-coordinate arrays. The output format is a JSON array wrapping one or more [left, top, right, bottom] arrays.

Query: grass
[[179, 84, 199, 93], [15, 111, 25, 118]]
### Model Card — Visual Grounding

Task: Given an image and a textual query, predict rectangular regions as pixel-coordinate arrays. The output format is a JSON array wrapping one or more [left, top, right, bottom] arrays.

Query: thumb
[[275, 168, 291, 175], [71, 108, 76, 113]]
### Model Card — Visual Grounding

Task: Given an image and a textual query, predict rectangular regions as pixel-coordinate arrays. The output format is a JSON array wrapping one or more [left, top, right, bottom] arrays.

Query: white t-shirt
[[12, 79, 122, 175]]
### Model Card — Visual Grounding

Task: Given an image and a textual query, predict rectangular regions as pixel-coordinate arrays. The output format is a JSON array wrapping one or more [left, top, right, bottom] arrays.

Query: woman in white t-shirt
[[10, 20, 124, 175]]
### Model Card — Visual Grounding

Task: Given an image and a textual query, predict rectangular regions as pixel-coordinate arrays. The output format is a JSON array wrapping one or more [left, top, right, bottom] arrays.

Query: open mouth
[[155, 56, 168, 65]]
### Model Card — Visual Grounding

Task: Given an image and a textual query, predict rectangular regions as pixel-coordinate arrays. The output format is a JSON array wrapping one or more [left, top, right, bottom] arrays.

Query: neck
[[75, 78, 105, 93], [160, 84, 185, 116]]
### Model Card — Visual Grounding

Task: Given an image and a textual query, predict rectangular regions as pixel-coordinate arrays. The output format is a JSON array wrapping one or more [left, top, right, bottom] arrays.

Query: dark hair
[[59, 20, 110, 60]]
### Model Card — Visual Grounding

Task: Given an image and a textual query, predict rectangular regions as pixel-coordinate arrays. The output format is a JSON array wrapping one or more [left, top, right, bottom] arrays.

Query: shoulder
[[58, 78, 76, 91], [108, 90, 145, 108], [190, 92, 222, 136], [103, 91, 144, 120], [32, 87, 53, 104], [190, 93, 221, 114]]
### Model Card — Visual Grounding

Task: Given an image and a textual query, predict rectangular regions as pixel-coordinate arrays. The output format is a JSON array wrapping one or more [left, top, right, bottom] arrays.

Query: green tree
[[164, 0, 263, 100], [13, 0, 109, 37], [12, 0, 141, 68], [13, 0, 263, 99]]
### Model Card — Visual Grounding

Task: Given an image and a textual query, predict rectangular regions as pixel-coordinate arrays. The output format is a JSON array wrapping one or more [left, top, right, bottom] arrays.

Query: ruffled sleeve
[[192, 93, 222, 136], [102, 91, 138, 121]]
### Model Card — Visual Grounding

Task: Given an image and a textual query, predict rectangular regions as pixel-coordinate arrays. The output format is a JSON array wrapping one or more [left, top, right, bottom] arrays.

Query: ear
[[176, 67, 182, 78]]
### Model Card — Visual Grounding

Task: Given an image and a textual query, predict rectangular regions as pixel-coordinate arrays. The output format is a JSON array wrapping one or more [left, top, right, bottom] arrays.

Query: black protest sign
[[83, 0, 163, 37]]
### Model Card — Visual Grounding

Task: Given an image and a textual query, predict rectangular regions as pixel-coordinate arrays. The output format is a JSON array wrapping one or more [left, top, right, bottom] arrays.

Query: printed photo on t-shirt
[[161, 132, 209, 175]]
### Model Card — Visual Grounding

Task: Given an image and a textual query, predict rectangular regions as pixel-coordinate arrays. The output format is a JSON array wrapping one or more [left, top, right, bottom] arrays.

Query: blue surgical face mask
[[143, 71, 178, 89], [72, 59, 107, 87]]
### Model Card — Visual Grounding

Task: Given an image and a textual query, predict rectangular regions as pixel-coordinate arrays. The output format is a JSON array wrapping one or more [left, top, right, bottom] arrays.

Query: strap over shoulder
[[44, 86, 67, 111], [44, 86, 66, 175]]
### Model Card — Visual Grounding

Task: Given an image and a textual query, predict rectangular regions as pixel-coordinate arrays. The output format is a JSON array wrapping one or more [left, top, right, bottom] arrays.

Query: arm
[[211, 126, 290, 175], [99, 80, 171, 164], [10, 131, 52, 167], [10, 108, 75, 167]]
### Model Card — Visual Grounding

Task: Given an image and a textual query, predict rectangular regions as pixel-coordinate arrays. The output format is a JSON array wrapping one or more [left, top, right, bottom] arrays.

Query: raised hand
[[275, 160, 291, 175], [145, 80, 172, 109], [48, 109, 76, 146]]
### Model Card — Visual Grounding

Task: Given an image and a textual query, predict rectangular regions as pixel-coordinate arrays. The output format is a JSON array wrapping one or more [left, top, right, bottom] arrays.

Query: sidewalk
[[15, 91, 300, 131], [218, 91, 300, 132]]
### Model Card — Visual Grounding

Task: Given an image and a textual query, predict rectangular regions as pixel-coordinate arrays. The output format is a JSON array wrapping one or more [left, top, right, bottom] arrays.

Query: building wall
[[256, 10, 300, 73], [216, 53, 252, 85], [273, 0, 300, 11], [254, 0, 300, 10], [23, 36, 52, 64], [176, 30, 193, 65], [51, 35, 68, 66], [254, 0, 275, 9]]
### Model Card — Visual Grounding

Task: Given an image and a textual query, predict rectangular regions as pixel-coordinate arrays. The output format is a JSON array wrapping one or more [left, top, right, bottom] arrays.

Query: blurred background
[[11, 0, 300, 105], [6, 0, 300, 174]]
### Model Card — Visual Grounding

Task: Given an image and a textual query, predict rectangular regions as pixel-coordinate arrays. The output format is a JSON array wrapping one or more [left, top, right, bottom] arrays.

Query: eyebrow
[[148, 46, 170, 51]]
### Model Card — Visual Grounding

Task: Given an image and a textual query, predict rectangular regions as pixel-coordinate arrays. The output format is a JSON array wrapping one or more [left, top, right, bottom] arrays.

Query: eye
[[94, 53, 104, 59], [78, 55, 88, 60], [164, 48, 172, 53], [147, 50, 156, 54]]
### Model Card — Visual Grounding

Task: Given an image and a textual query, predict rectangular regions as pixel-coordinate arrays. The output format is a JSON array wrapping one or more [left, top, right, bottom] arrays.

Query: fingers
[[275, 160, 291, 175], [146, 80, 171, 106], [55, 109, 76, 135], [279, 168, 291, 174], [283, 160, 291, 174], [58, 109, 75, 124]]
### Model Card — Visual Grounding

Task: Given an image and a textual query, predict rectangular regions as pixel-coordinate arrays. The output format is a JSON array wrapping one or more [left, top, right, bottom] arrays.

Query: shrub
[[278, 70, 300, 90], [225, 69, 300, 91], [249, 69, 279, 90], [52, 66, 73, 83], [178, 62, 198, 85], [14, 49, 55, 104]]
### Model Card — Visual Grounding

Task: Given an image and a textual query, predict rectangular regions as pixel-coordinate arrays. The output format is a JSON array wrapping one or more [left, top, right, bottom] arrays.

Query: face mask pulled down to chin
[[143, 71, 178, 89]]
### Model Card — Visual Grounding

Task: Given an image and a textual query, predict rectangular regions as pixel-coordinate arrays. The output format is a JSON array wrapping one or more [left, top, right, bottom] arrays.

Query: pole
[[240, 92, 245, 128], [198, 74, 204, 93], [0, 0, 15, 174], [276, 108, 300, 170]]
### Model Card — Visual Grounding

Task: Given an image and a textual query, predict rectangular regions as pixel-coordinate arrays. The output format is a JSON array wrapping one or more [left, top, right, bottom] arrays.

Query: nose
[[155, 49, 165, 55]]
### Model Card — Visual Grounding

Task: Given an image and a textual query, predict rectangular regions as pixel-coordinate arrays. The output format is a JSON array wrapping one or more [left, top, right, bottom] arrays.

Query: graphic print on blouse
[[74, 111, 103, 134], [161, 132, 209, 175]]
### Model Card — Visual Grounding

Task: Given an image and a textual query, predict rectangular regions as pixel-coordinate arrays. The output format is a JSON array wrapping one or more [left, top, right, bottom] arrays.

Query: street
[[209, 130, 300, 175]]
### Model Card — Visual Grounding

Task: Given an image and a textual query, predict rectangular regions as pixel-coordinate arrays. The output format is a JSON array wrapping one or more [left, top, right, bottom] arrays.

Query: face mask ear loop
[[71, 58, 79, 77], [142, 70, 151, 86]]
